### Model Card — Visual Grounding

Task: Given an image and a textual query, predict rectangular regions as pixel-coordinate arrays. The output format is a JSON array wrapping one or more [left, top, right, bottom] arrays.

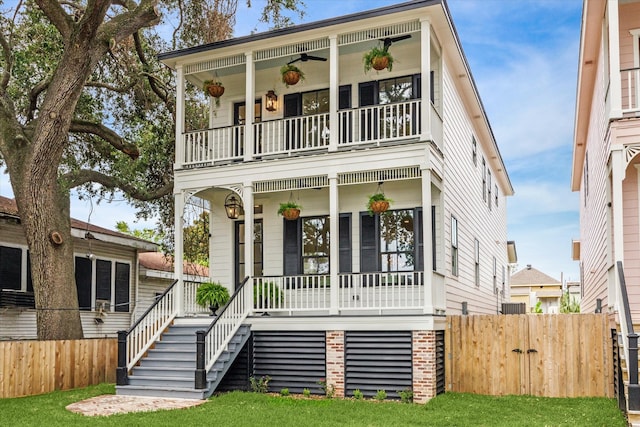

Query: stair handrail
[[196, 277, 251, 389], [617, 261, 640, 410], [117, 279, 179, 385]]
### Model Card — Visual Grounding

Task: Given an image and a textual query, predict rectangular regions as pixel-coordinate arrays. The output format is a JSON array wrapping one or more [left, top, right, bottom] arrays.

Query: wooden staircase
[[116, 319, 251, 399]]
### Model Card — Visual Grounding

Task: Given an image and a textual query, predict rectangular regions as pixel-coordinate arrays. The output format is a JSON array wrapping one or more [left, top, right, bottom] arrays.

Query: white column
[[421, 168, 433, 314], [174, 191, 185, 316], [420, 18, 432, 142], [329, 35, 339, 152], [175, 65, 185, 169], [243, 183, 254, 308], [611, 147, 624, 309], [329, 175, 339, 314], [608, 0, 622, 119], [244, 53, 255, 161]]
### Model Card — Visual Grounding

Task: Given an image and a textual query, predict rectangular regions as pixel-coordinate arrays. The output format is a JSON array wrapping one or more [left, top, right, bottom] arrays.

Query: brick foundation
[[412, 330, 437, 404], [326, 330, 345, 397]]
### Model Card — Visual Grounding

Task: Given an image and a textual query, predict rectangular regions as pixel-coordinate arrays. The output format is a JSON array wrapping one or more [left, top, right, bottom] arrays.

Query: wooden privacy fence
[[0, 338, 116, 398], [446, 314, 614, 398]]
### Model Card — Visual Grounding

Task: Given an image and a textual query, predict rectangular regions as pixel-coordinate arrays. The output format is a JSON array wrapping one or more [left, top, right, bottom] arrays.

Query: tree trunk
[[13, 173, 83, 340]]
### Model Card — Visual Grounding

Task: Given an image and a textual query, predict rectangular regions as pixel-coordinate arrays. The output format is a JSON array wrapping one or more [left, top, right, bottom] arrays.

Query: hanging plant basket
[[371, 56, 389, 71], [282, 208, 301, 221], [203, 80, 225, 98], [280, 64, 305, 87], [369, 200, 389, 214]]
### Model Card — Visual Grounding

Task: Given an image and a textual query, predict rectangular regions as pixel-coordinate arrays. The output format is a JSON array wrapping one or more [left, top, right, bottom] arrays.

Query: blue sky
[[0, 0, 583, 283]]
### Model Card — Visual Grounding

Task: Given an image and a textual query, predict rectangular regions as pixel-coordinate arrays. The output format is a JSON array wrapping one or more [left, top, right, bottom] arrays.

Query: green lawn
[[0, 384, 627, 427]]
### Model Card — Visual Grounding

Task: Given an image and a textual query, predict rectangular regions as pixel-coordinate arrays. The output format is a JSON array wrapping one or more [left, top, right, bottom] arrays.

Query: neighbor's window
[[482, 157, 487, 202], [495, 184, 499, 207], [487, 170, 492, 211], [472, 136, 477, 166], [451, 216, 459, 276], [302, 216, 330, 274]]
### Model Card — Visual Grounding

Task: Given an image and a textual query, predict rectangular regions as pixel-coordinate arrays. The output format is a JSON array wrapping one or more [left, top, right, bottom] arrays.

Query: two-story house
[[572, 0, 640, 414], [116, 0, 514, 403]]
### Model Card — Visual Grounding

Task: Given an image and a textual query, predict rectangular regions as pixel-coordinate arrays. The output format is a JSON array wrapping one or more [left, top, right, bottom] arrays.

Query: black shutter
[[430, 71, 435, 103], [283, 93, 301, 117], [414, 74, 422, 99], [358, 82, 378, 142], [358, 81, 377, 106], [96, 259, 111, 301], [0, 246, 22, 290], [75, 256, 92, 311], [115, 262, 130, 312], [339, 85, 351, 109], [431, 205, 436, 271], [359, 212, 379, 272], [415, 208, 423, 271], [339, 214, 352, 273], [283, 218, 301, 275]]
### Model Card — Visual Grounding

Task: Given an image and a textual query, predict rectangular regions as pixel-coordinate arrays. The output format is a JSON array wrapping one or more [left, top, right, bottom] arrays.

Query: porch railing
[[184, 280, 210, 315], [183, 125, 244, 166], [339, 272, 424, 311], [117, 280, 178, 384], [251, 272, 425, 314], [616, 261, 640, 410], [254, 112, 330, 156], [622, 67, 640, 114], [338, 100, 421, 146]]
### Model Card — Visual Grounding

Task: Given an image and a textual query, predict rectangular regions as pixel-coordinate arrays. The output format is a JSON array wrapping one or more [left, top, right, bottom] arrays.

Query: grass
[[0, 384, 627, 427]]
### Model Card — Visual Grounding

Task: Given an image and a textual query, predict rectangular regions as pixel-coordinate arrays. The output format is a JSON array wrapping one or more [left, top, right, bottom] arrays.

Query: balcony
[[622, 67, 640, 114], [180, 99, 440, 168]]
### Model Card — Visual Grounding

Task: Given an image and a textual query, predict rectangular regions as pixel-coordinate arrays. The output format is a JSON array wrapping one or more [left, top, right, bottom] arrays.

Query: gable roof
[[0, 195, 158, 251], [510, 265, 560, 286]]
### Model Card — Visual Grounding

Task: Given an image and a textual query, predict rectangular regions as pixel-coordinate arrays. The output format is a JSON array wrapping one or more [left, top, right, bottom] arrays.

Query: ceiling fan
[[287, 53, 327, 65], [379, 34, 412, 50]]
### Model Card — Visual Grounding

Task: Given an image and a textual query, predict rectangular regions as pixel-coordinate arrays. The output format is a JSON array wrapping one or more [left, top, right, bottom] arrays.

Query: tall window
[[487, 170, 492, 211], [378, 76, 414, 104], [236, 220, 263, 287], [74, 257, 130, 312], [472, 136, 477, 165], [302, 89, 330, 115], [303, 217, 330, 274], [451, 216, 459, 276], [380, 210, 415, 272], [482, 157, 487, 202], [474, 239, 480, 286]]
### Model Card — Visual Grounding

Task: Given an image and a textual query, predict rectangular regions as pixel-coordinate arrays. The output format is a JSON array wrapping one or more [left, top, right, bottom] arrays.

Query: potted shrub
[[367, 193, 392, 215], [280, 64, 305, 87], [195, 281, 230, 315], [363, 45, 394, 73], [203, 80, 225, 106], [278, 201, 301, 220], [254, 282, 283, 310]]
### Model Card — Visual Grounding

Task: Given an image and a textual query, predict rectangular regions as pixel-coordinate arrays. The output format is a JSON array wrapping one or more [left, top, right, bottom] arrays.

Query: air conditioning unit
[[95, 299, 111, 313]]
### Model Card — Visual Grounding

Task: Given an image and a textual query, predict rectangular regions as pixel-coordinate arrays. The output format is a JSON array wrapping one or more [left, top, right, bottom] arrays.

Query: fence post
[[195, 330, 207, 389], [116, 330, 129, 385]]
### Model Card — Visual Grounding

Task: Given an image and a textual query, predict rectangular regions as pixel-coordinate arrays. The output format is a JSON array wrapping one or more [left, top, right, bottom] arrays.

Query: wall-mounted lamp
[[224, 193, 243, 219], [265, 90, 278, 112]]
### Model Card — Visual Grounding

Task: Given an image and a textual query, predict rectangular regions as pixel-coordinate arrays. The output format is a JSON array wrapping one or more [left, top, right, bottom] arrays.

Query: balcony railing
[[622, 67, 640, 113], [338, 100, 421, 146], [180, 99, 429, 166]]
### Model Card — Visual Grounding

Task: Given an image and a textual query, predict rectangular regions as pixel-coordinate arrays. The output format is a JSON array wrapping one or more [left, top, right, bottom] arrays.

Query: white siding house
[[116, 0, 514, 402]]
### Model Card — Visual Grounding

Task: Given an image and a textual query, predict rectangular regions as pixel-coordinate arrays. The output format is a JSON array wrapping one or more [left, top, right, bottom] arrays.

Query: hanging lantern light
[[224, 193, 243, 219]]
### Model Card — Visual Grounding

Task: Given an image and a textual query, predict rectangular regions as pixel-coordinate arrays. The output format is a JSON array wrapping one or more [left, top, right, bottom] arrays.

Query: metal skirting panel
[[345, 331, 412, 399], [217, 338, 252, 392], [435, 330, 445, 395], [253, 331, 326, 394]]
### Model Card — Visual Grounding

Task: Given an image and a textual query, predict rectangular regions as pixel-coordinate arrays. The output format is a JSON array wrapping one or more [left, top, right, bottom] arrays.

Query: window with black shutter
[[283, 218, 302, 275], [115, 262, 130, 312], [95, 259, 112, 302], [339, 214, 352, 273], [0, 246, 22, 290], [359, 213, 379, 272], [75, 256, 92, 311]]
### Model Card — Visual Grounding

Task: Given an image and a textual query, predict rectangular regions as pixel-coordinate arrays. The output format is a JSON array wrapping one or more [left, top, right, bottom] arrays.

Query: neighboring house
[[572, 0, 640, 414], [510, 265, 562, 314], [566, 280, 581, 306], [0, 195, 160, 339], [117, 0, 515, 403]]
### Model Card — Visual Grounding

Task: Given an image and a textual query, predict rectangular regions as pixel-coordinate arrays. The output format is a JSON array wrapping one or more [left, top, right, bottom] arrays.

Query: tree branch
[[62, 169, 173, 201], [98, 0, 161, 46], [0, 31, 12, 91], [69, 120, 139, 159], [85, 79, 137, 93], [34, 0, 74, 40], [26, 79, 50, 121], [133, 31, 169, 103]]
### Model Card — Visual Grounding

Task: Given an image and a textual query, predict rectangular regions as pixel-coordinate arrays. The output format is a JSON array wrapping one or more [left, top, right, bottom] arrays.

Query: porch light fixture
[[224, 193, 243, 219], [265, 90, 278, 112]]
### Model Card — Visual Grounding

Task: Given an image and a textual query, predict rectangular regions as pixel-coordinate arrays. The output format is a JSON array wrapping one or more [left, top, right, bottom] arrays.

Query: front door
[[234, 220, 263, 290]]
